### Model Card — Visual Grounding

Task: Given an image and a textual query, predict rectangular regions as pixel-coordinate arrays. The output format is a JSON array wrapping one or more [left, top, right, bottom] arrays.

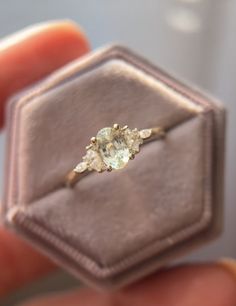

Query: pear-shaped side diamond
[[124, 128, 143, 153], [74, 161, 87, 173], [83, 149, 105, 172], [139, 128, 152, 139]]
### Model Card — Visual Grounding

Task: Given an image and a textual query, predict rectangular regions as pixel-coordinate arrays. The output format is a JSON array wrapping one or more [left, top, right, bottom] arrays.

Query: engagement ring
[[65, 124, 165, 187]]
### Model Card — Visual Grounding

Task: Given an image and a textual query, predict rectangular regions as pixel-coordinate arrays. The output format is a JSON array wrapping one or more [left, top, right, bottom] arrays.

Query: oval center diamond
[[96, 127, 130, 169]]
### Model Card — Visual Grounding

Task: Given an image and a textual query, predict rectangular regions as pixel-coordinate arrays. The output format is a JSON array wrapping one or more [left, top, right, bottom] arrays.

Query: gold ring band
[[65, 124, 165, 187]]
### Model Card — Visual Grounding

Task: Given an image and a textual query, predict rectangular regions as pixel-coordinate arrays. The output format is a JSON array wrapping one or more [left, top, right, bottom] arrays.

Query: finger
[[0, 20, 89, 127], [0, 20, 90, 297], [0, 230, 55, 297], [116, 263, 236, 306], [19, 263, 236, 306]]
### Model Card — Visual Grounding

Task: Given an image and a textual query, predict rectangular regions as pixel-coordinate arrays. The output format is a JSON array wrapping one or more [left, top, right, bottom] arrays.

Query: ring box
[[1, 45, 226, 290]]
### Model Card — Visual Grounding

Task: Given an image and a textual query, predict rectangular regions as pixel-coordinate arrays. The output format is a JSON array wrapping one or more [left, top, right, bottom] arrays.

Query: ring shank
[[65, 169, 89, 188]]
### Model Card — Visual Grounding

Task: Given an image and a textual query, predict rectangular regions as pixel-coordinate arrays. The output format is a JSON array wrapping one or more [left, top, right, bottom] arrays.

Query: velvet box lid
[[2, 45, 225, 289]]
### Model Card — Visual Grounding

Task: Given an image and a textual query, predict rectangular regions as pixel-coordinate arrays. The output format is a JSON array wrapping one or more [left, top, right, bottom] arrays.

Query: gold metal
[[86, 144, 93, 150], [107, 165, 113, 172], [65, 124, 165, 188], [121, 125, 128, 131], [90, 137, 97, 144], [151, 127, 165, 138], [113, 123, 120, 130], [130, 153, 135, 160]]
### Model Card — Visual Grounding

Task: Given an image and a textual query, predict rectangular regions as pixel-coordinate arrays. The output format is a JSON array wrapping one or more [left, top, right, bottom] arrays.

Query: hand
[[0, 21, 236, 306]]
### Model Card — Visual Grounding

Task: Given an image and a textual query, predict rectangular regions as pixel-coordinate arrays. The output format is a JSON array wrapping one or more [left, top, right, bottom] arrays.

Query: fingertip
[[115, 264, 236, 306], [0, 20, 90, 128], [17, 264, 236, 306], [0, 229, 56, 297], [54, 19, 90, 52], [0, 20, 90, 53]]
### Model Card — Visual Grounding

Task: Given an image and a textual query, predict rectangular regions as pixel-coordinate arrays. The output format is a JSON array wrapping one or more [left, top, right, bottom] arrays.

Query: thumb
[[0, 20, 89, 128]]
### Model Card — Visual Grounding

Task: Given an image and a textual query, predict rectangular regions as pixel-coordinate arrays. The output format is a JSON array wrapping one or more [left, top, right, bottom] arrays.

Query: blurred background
[[0, 0, 235, 304]]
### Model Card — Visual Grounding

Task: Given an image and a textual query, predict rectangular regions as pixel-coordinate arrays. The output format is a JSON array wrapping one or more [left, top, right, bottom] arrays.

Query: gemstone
[[96, 127, 130, 169], [139, 128, 152, 139], [83, 149, 104, 172], [75, 161, 87, 173], [124, 128, 143, 153]]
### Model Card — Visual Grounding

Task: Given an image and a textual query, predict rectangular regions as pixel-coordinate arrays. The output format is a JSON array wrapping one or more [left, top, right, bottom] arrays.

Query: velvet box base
[[2, 45, 225, 289]]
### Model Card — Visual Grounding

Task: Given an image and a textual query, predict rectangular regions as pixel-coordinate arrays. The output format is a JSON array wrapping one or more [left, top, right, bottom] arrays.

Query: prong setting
[[90, 136, 97, 144], [121, 125, 128, 131], [113, 123, 120, 130], [86, 144, 93, 150], [130, 153, 135, 160], [106, 165, 112, 172]]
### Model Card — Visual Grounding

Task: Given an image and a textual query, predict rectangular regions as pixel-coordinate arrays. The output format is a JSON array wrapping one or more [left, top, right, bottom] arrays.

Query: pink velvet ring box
[[2, 45, 225, 290]]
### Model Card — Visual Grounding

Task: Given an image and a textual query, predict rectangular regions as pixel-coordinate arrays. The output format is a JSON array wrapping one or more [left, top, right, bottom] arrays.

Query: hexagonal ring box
[[2, 45, 225, 289]]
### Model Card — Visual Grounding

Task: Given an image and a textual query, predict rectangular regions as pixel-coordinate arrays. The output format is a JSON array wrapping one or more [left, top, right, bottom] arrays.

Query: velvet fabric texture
[[2, 45, 225, 289]]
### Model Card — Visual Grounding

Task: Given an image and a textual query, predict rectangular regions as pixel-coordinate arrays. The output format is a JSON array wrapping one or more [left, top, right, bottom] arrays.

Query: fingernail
[[218, 258, 236, 280], [0, 20, 75, 51]]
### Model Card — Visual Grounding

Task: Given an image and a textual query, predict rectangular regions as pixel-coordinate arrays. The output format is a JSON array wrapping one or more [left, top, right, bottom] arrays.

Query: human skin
[[0, 21, 236, 306]]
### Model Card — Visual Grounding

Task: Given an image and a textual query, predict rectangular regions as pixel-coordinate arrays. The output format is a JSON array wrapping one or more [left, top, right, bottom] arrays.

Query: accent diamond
[[139, 128, 152, 139], [83, 149, 105, 172], [75, 161, 87, 173], [124, 128, 143, 153]]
